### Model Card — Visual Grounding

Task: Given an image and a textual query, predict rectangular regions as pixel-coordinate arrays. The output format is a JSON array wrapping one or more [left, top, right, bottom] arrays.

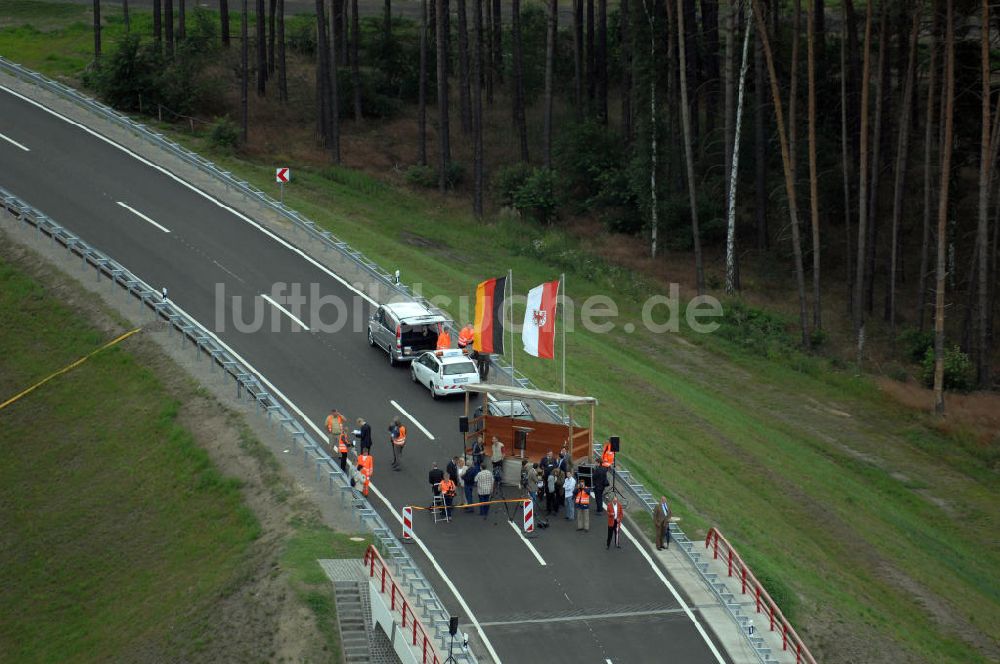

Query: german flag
[[473, 276, 506, 354]]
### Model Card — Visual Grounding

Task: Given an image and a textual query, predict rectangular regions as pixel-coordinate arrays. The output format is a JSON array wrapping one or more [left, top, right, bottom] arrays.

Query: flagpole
[[561, 273, 566, 396], [508, 269, 514, 387]]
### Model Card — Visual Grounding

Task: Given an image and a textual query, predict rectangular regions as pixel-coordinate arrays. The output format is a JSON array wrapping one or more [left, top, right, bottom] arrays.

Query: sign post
[[275, 167, 290, 204]]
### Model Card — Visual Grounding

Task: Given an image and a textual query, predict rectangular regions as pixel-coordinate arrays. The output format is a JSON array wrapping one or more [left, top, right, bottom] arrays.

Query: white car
[[410, 349, 481, 399]]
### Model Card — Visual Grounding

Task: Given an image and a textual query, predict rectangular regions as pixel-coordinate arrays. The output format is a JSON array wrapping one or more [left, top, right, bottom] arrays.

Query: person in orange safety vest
[[436, 324, 451, 350], [574, 480, 591, 532], [337, 431, 350, 472], [389, 417, 407, 470], [438, 476, 457, 520], [356, 451, 373, 496], [325, 408, 344, 449], [600, 440, 615, 468], [457, 323, 474, 350]]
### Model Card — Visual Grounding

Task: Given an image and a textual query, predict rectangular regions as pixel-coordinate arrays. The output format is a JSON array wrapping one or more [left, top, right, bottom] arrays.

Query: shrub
[[444, 161, 465, 188], [208, 116, 240, 151], [898, 328, 934, 363], [286, 15, 316, 55], [512, 168, 560, 224], [492, 163, 533, 206], [405, 164, 436, 188], [716, 300, 794, 357], [921, 345, 974, 392]]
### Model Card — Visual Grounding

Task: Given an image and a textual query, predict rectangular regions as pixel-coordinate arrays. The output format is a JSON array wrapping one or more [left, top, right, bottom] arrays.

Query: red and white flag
[[522, 279, 559, 358]]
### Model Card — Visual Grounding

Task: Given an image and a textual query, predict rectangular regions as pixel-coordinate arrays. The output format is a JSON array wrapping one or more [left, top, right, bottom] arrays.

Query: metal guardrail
[[0, 188, 476, 664], [0, 59, 767, 662]]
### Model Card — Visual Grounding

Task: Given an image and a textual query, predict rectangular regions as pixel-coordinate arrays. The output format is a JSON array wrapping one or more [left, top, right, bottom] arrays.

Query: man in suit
[[654, 496, 671, 550]]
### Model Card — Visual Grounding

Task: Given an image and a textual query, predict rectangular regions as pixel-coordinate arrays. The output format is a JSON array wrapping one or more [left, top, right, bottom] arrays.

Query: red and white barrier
[[522, 499, 534, 533], [402, 506, 414, 540]]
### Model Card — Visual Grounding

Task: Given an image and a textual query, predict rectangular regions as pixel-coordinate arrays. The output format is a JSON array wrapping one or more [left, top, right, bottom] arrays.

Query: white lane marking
[[606, 659, 613, 664], [116, 201, 171, 233], [0, 131, 29, 151], [261, 293, 310, 330], [159, 297, 502, 664], [507, 519, 546, 566], [0, 85, 378, 307], [620, 524, 726, 664], [389, 399, 436, 441], [213, 259, 246, 283]]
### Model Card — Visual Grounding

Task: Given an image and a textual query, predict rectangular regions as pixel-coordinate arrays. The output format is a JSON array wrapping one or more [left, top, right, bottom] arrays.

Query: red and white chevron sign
[[522, 500, 534, 533], [402, 506, 414, 540], [275, 167, 290, 183]]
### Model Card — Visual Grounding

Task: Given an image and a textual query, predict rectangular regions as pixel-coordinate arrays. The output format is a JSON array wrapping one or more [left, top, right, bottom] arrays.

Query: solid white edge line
[[116, 201, 171, 233], [0, 85, 378, 307], [260, 293, 310, 331], [389, 399, 436, 441], [161, 299, 502, 664], [0, 130, 29, 151], [620, 525, 727, 664], [507, 519, 547, 566]]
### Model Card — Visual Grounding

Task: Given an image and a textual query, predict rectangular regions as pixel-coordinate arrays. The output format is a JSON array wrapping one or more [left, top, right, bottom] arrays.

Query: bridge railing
[[0, 187, 475, 664], [364, 545, 443, 664], [706, 528, 817, 664]]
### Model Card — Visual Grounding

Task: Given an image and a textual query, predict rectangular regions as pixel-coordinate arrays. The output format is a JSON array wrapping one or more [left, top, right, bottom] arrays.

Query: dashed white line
[[116, 201, 171, 233], [0, 131, 29, 151], [261, 293, 310, 330], [620, 524, 726, 663], [507, 519, 547, 566], [213, 259, 246, 283], [389, 399, 436, 440]]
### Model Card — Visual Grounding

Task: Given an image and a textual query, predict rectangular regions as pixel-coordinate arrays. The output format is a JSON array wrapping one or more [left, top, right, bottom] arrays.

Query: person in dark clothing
[[428, 462, 445, 500], [540, 450, 556, 481], [446, 457, 459, 484], [593, 465, 609, 514], [463, 463, 479, 512], [356, 417, 373, 454]]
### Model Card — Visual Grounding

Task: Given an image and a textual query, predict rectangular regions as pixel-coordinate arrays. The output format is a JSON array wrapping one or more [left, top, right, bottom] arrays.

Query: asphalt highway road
[[0, 85, 730, 664]]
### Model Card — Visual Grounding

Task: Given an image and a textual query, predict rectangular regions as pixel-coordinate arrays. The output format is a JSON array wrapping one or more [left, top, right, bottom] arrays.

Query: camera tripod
[[490, 467, 515, 523]]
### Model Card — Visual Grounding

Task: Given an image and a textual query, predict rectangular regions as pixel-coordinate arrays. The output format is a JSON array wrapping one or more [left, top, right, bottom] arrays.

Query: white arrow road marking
[[116, 201, 171, 233], [0, 131, 29, 151], [261, 293, 310, 330], [389, 399, 435, 440], [507, 519, 547, 566]]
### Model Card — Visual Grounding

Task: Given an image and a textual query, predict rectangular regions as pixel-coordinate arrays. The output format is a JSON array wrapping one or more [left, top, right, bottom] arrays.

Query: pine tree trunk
[[318, 0, 329, 140], [335, 0, 346, 62], [597, 0, 608, 123], [437, 0, 451, 190], [725, 0, 752, 295], [840, 22, 853, 316], [384, 0, 392, 43], [587, 0, 595, 102], [485, 0, 494, 103], [326, 0, 340, 161], [806, 0, 820, 329], [701, 0, 720, 139], [123, 0, 130, 32], [492, 0, 502, 84], [723, 0, 735, 206], [678, 0, 705, 295], [458, 0, 472, 134], [888, 10, 919, 337], [220, 0, 229, 46], [419, 0, 428, 165], [179, 0, 186, 40], [165, 0, 174, 56], [864, 3, 889, 315], [814, 0, 824, 50], [241, 0, 248, 142], [682, 0, 700, 146], [754, 21, 768, 250], [788, 0, 799, 187], [268, 0, 276, 74], [93, 0, 101, 60], [153, 0, 162, 49], [574, 0, 584, 116], [853, 0, 873, 339], [473, 0, 485, 217], [621, 0, 632, 142], [978, 0, 992, 386], [256, 0, 266, 93], [933, 0, 955, 414], [351, 0, 362, 120], [751, 0, 809, 346], [918, 1, 939, 331], [512, 0, 529, 160], [277, 0, 287, 100], [543, 0, 557, 167]]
